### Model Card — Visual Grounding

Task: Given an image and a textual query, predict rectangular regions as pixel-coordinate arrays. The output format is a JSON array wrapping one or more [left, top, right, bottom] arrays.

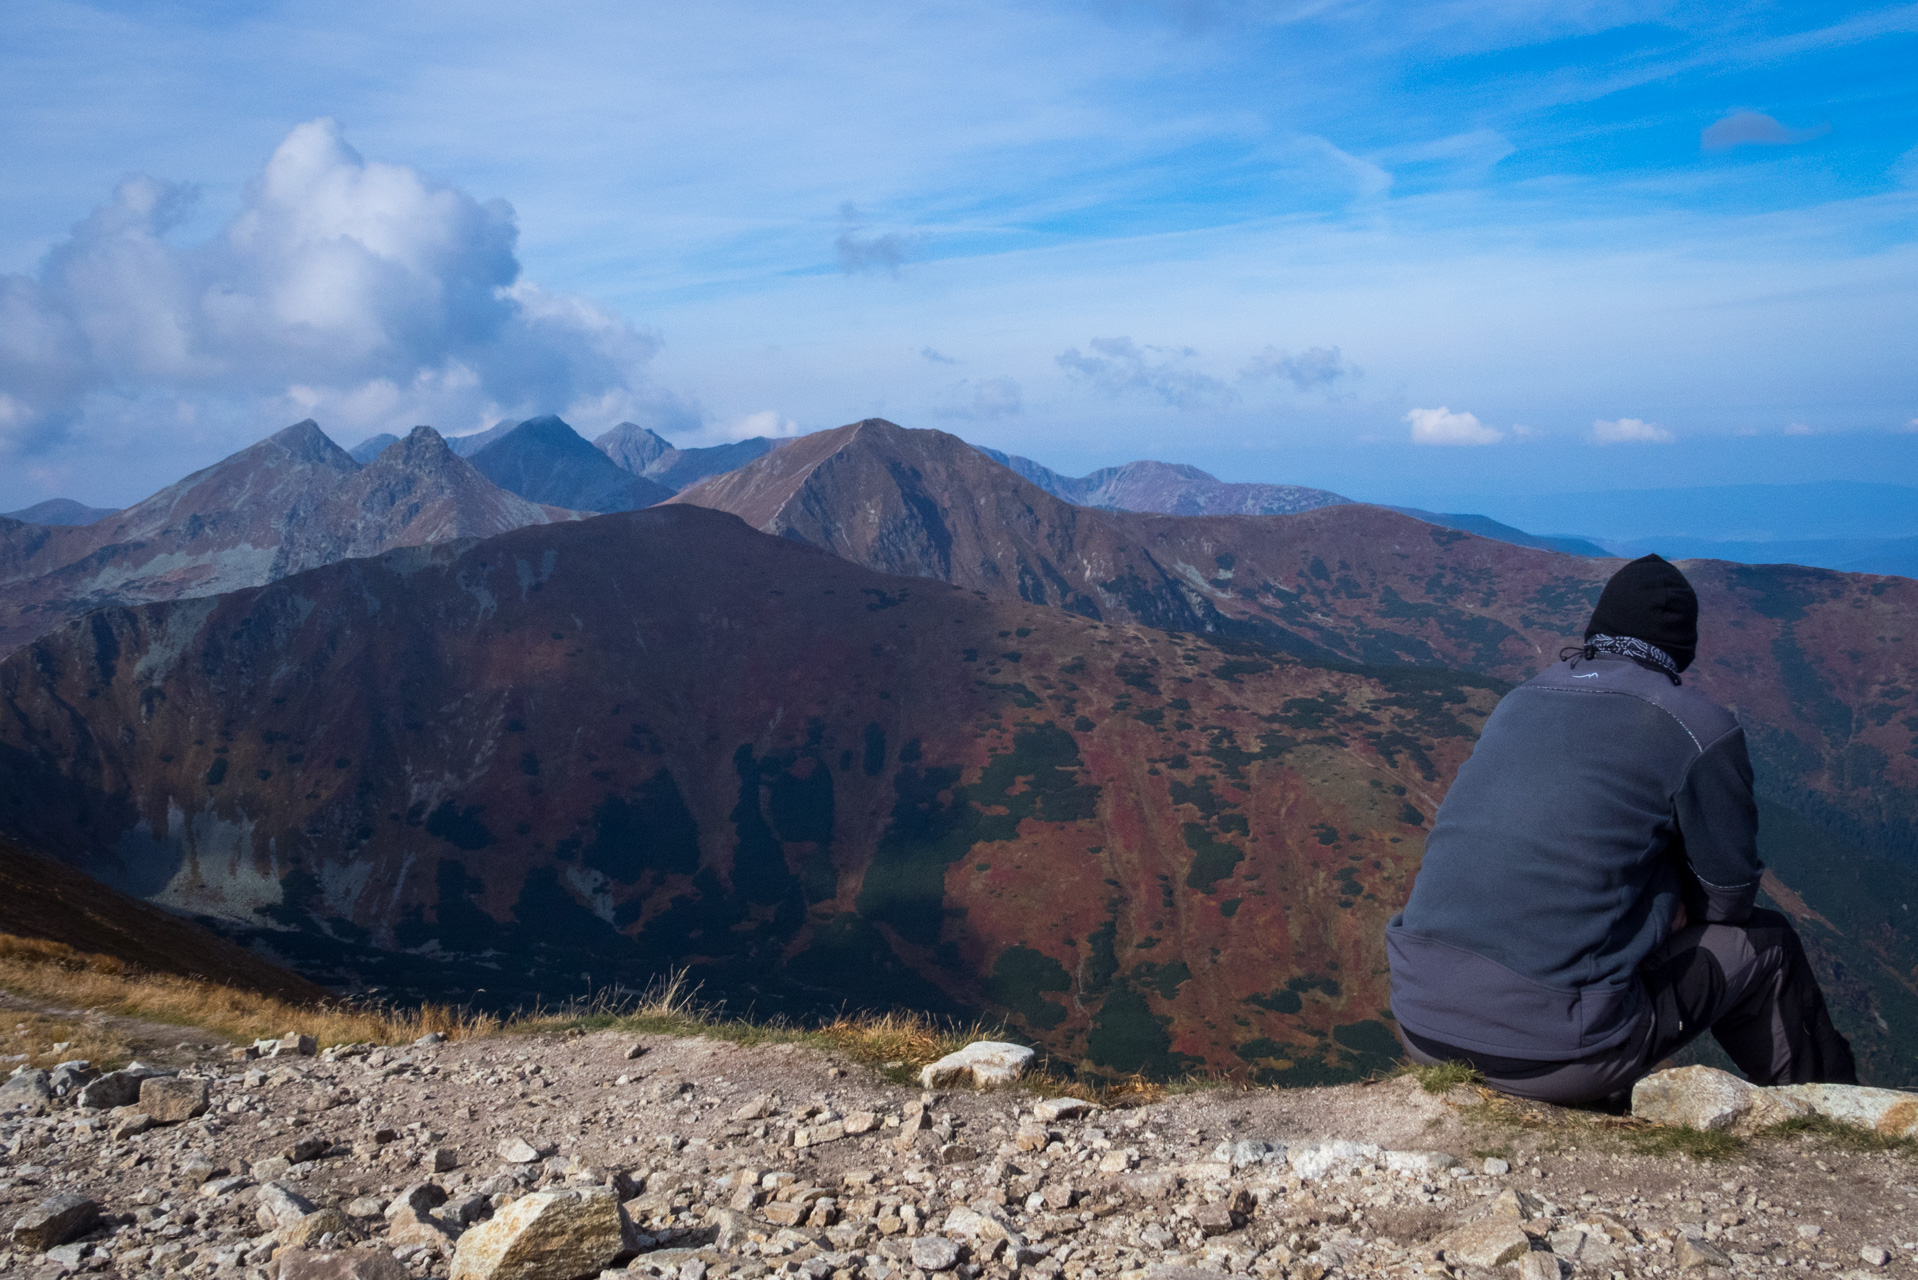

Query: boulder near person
[[1385, 554, 1856, 1103]]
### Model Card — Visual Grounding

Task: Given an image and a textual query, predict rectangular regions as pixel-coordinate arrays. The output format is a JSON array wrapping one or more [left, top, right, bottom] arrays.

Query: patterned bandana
[[1582, 632, 1682, 681]]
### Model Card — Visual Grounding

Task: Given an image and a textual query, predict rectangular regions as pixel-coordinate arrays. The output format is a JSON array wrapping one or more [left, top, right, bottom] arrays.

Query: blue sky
[[2, 0, 1916, 513]]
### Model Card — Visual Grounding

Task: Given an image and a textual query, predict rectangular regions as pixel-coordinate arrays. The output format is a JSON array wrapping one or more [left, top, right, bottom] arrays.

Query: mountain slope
[[471, 416, 674, 512], [0, 504, 1508, 1081], [0, 834, 329, 1003], [0, 421, 580, 657], [1387, 508, 1608, 557], [2, 499, 119, 527]]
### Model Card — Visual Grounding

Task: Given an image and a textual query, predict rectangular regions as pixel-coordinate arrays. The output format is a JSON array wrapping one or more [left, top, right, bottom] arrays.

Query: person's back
[[1385, 554, 1856, 1103]]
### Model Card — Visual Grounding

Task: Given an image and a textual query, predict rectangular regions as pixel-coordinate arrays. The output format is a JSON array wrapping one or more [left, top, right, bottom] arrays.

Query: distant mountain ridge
[[594, 421, 788, 492], [1, 499, 120, 527], [976, 447, 1349, 516], [467, 416, 673, 512], [0, 421, 581, 657]]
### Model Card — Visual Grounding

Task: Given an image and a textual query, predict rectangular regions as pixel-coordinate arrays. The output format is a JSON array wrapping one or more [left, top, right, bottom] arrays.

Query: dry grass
[[1396, 1059, 1483, 1094], [0, 932, 497, 1062]]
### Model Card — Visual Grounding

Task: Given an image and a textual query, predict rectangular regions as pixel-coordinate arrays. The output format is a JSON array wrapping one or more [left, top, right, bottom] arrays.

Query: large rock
[[139, 1075, 210, 1122], [0, 1069, 52, 1115], [910, 1236, 962, 1272], [75, 1062, 172, 1110], [11, 1193, 100, 1250], [1287, 1139, 1380, 1181], [1437, 1219, 1534, 1270], [918, 1041, 1035, 1089], [274, 1247, 410, 1279], [448, 1187, 637, 1279], [1775, 1083, 1918, 1139]]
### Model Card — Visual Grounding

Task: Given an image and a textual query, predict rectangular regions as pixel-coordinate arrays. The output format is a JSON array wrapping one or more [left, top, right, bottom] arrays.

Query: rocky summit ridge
[[0, 422, 581, 658], [3, 1024, 1915, 1280]]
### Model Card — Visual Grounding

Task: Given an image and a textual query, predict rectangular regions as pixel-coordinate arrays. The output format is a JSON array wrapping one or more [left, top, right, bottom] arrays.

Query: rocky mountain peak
[[595, 422, 676, 474]]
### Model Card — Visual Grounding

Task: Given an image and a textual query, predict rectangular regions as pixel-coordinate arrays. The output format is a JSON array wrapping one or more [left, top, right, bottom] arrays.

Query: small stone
[[0, 1069, 52, 1114], [258, 1181, 321, 1231], [1096, 1149, 1136, 1174], [432, 1146, 461, 1172], [938, 1142, 980, 1164], [1014, 1121, 1052, 1152], [1861, 1247, 1891, 1267], [1032, 1098, 1094, 1123], [1677, 1235, 1733, 1270], [1382, 1149, 1458, 1178], [346, 1198, 387, 1218], [1438, 1219, 1533, 1270], [794, 1120, 847, 1148], [624, 1043, 647, 1060], [1192, 1204, 1239, 1236], [1517, 1250, 1563, 1280], [200, 1175, 253, 1199], [278, 1207, 356, 1249], [273, 1245, 411, 1279], [138, 1074, 209, 1122], [254, 1155, 295, 1180], [283, 1135, 331, 1164], [1489, 1189, 1545, 1223], [843, 1110, 878, 1135], [910, 1236, 963, 1272], [275, 1032, 320, 1057], [448, 1187, 637, 1280], [414, 1032, 447, 1048], [10, 1192, 100, 1251], [497, 1137, 544, 1164], [917, 1041, 1036, 1089], [731, 1095, 773, 1121], [1482, 1157, 1511, 1176], [706, 1208, 753, 1251], [109, 1106, 153, 1140]]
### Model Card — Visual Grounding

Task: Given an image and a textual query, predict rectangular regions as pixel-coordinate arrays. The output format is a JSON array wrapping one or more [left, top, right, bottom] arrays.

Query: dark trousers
[[1401, 909, 1858, 1105]]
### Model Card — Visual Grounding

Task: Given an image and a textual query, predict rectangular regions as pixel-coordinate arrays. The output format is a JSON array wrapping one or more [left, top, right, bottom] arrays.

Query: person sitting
[[1385, 554, 1856, 1103]]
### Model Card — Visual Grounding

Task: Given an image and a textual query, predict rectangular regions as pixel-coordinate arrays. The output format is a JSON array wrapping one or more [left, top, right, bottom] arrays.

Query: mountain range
[[462, 415, 673, 512], [593, 421, 788, 491], [1, 498, 120, 527], [977, 447, 1348, 517], [0, 416, 1913, 1083], [0, 421, 579, 658]]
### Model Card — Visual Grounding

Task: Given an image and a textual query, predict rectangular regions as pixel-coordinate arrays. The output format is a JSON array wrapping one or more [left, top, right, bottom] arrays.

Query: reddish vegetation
[[0, 506, 1499, 1081]]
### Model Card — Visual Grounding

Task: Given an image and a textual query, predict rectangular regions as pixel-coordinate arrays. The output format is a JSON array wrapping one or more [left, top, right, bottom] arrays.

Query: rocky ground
[[3, 1026, 1916, 1280]]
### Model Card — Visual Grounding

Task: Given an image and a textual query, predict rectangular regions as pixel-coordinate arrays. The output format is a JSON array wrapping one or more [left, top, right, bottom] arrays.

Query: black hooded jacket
[[1385, 651, 1762, 1063]]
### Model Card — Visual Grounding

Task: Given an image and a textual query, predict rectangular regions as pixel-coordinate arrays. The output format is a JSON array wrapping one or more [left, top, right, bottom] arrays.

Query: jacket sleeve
[[1674, 726, 1763, 923]]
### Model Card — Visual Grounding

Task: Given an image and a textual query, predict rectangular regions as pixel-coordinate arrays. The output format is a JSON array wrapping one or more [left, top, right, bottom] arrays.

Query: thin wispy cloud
[[1592, 418, 1675, 444], [1700, 110, 1830, 150], [834, 203, 913, 276], [1241, 345, 1360, 392], [1056, 337, 1236, 410]]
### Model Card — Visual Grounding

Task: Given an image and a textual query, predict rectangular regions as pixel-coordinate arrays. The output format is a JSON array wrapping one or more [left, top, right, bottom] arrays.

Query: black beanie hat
[[1586, 554, 1698, 671]]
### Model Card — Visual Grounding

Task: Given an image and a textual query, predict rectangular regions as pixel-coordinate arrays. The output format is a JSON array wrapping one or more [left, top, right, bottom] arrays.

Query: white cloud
[[0, 119, 681, 456], [1405, 406, 1502, 446], [1591, 417, 1675, 444], [724, 409, 802, 440], [1056, 336, 1235, 409], [1783, 421, 1814, 436]]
